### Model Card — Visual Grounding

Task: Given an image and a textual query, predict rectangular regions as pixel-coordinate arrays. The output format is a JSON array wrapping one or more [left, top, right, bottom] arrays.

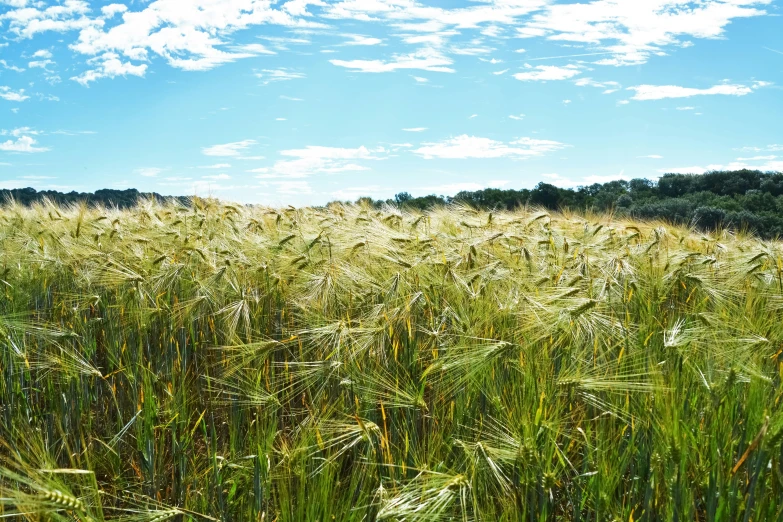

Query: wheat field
[[1, 197, 783, 521]]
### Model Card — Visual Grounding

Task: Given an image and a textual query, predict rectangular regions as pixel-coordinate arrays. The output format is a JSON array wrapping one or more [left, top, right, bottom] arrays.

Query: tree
[[530, 183, 561, 209]]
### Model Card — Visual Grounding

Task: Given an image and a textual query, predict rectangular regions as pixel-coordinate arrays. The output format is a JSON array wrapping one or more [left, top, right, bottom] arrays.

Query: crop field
[[2, 197, 783, 521]]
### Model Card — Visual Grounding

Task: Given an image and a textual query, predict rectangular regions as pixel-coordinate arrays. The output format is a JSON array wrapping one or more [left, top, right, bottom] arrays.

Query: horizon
[[0, 0, 782, 205]]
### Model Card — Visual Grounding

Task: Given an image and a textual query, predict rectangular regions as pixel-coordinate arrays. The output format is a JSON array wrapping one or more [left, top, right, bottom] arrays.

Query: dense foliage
[[368, 170, 783, 238], [1, 187, 188, 209], [2, 198, 783, 520]]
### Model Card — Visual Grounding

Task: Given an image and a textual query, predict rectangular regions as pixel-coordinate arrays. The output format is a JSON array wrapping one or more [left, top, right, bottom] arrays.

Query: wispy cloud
[[402, 127, 427, 132], [660, 158, 783, 175], [575, 77, 621, 94], [198, 163, 231, 169], [202, 139, 257, 157], [254, 69, 306, 85], [134, 167, 164, 177], [71, 53, 147, 86], [252, 145, 387, 179], [513, 64, 581, 82], [628, 81, 768, 101], [0, 60, 25, 73], [416, 180, 510, 195], [0, 86, 29, 102], [542, 173, 633, 189], [330, 49, 454, 73], [339, 34, 383, 46], [519, 0, 772, 66], [413, 135, 567, 160], [0, 127, 47, 152]]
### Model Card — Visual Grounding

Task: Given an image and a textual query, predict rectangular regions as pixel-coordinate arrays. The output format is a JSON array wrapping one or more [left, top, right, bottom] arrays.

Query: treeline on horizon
[[0, 187, 190, 209], [370, 169, 783, 238], [4, 169, 783, 237]]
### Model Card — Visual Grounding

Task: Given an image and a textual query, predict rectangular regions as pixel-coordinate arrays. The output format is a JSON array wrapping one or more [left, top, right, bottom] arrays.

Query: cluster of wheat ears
[[1, 197, 783, 521]]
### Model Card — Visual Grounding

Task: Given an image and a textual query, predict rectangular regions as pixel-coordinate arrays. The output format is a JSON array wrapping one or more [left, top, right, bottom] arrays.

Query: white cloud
[[258, 35, 312, 51], [28, 59, 54, 69], [281, 0, 326, 17], [562, 99, 571, 104], [2, 0, 774, 86], [514, 64, 581, 82], [198, 163, 232, 169], [0, 0, 98, 39], [340, 34, 383, 46], [276, 117, 287, 121], [254, 145, 388, 179], [660, 158, 783, 175], [0, 86, 29, 102], [676, 106, 696, 110], [469, 114, 477, 119], [0, 60, 25, 73], [493, 68, 509, 75], [135, 167, 164, 177], [521, 0, 772, 66], [574, 77, 621, 93], [51, 129, 95, 135], [101, 4, 128, 18], [31, 49, 52, 59], [258, 180, 313, 195], [202, 139, 257, 157], [638, 154, 663, 159], [736, 144, 783, 153], [413, 135, 567, 160], [61, 0, 325, 81], [280, 95, 303, 101], [542, 172, 632, 189], [402, 127, 427, 132], [331, 185, 388, 200], [412, 76, 429, 83], [202, 173, 231, 180], [0, 135, 46, 152], [71, 52, 147, 85], [450, 45, 493, 56], [325, 0, 545, 31], [416, 179, 510, 195], [330, 48, 454, 73], [0, 127, 47, 153], [736, 155, 776, 161], [255, 68, 306, 85], [628, 82, 760, 101], [508, 113, 525, 120]]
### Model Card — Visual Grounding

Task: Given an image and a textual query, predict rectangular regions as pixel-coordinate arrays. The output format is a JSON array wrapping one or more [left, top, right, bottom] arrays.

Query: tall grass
[[1, 197, 783, 520]]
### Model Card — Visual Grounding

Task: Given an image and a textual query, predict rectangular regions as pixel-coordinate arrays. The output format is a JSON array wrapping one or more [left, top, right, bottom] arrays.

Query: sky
[[0, 0, 782, 205]]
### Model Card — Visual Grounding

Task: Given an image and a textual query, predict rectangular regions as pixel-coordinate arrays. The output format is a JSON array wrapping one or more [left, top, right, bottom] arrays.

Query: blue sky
[[0, 0, 781, 205]]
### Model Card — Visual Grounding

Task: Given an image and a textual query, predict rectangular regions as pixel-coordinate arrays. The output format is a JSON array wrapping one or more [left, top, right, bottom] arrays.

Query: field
[[1, 197, 783, 521]]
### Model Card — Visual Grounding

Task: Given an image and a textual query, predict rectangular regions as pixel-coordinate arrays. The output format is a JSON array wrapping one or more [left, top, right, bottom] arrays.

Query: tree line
[[4, 169, 783, 237], [360, 169, 783, 238], [0, 187, 189, 208]]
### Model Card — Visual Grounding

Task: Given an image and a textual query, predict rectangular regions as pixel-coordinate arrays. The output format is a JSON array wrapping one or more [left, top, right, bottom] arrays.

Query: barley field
[[1, 197, 783, 521]]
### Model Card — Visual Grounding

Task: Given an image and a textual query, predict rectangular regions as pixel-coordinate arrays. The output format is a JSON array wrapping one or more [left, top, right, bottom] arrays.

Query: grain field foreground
[[2, 198, 783, 521]]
